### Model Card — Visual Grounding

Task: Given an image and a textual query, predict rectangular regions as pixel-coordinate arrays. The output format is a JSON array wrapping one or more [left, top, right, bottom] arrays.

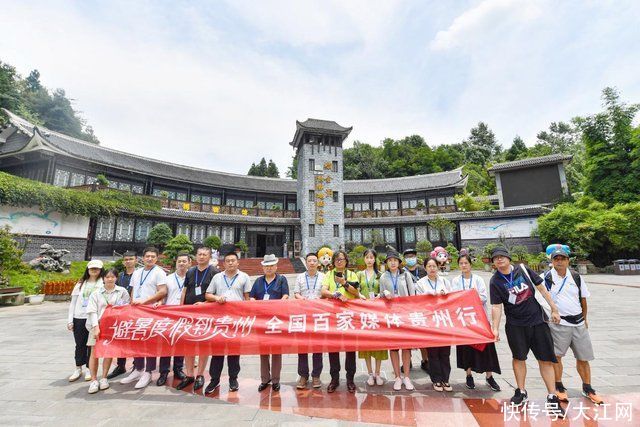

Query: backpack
[[542, 268, 584, 324]]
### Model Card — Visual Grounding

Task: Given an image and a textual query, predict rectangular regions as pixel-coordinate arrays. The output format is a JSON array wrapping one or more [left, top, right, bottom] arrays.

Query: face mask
[[406, 258, 417, 267]]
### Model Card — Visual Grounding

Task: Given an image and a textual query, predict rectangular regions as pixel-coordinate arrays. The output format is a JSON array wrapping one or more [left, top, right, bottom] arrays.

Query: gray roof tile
[[488, 154, 572, 173]]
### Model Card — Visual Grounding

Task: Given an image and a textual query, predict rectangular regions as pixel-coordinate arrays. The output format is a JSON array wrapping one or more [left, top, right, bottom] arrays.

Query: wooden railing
[[344, 205, 456, 219]]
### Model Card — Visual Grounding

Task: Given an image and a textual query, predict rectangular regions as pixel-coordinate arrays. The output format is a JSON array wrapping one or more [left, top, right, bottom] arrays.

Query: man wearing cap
[[402, 248, 429, 373], [489, 246, 566, 418], [542, 244, 603, 405], [250, 254, 290, 392], [120, 246, 168, 389], [203, 250, 250, 394], [107, 250, 137, 380]]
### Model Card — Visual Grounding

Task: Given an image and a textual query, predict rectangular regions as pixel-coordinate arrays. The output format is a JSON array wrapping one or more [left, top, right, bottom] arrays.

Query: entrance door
[[256, 233, 267, 258]]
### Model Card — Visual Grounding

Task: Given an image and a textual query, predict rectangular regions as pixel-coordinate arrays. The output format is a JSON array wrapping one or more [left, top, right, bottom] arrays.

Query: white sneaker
[[403, 377, 415, 391], [68, 367, 82, 382], [375, 375, 385, 386], [366, 374, 375, 386], [99, 378, 109, 390], [393, 377, 403, 391], [84, 370, 92, 381], [88, 380, 99, 394], [134, 371, 152, 389], [120, 369, 142, 385]]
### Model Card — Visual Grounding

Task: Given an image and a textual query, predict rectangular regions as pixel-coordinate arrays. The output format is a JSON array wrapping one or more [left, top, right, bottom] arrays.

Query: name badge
[[369, 292, 375, 299], [195, 287, 202, 296], [508, 293, 517, 305], [82, 298, 89, 307], [263, 294, 270, 300]]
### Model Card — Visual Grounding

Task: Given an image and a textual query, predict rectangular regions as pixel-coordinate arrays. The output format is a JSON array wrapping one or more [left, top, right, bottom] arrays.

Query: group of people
[[67, 242, 602, 418]]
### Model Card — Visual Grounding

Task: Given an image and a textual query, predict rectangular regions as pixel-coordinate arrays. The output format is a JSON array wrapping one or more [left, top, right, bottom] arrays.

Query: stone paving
[[0, 271, 639, 426]]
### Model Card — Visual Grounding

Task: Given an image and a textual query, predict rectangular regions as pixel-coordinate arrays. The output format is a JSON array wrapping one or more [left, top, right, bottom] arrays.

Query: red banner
[[95, 290, 494, 358]]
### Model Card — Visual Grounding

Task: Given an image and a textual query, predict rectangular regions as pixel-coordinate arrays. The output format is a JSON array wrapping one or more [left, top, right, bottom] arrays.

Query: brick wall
[[14, 235, 88, 262]]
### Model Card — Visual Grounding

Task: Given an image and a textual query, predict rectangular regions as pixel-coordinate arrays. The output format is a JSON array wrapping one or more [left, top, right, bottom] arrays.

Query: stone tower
[[291, 119, 352, 255]]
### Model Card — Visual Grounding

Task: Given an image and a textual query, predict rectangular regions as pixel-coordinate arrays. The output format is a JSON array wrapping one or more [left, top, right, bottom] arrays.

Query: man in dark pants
[[203, 251, 251, 394], [107, 250, 137, 380]]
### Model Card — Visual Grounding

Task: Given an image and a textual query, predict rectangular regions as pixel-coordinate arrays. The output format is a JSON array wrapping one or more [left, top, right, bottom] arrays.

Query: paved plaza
[[1, 271, 639, 426]]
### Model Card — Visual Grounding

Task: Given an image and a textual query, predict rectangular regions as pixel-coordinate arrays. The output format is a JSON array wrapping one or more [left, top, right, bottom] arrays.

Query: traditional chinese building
[[0, 109, 564, 260]]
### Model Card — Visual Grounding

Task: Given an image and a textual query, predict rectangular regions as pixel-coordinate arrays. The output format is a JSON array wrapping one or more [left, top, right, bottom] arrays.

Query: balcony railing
[[162, 199, 300, 218], [344, 205, 456, 219]]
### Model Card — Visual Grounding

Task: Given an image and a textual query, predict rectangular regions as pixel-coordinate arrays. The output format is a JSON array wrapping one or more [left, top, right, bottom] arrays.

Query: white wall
[[459, 217, 537, 240], [0, 205, 89, 238]]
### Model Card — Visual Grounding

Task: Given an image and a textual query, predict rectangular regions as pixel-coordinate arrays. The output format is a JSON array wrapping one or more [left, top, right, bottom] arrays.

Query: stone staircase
[[238, 257, 297, 276]]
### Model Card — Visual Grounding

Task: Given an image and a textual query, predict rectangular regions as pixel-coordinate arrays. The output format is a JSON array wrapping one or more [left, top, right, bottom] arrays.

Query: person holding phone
[[320, 250, 359, 393]]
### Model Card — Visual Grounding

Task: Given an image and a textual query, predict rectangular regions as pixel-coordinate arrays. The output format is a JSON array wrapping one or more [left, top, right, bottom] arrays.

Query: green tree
[[504, 135, 528, 161], [343, 141, 387, 180], [428, 217, 456, 242], [462, 122, 501, 165], [146, 223, 173, 249], [163, 234, 194, 262], [266, 159, 280, 177], [581, 87, 640, 205], [286, 155, 298, 179], [0, 226, 24, 283]]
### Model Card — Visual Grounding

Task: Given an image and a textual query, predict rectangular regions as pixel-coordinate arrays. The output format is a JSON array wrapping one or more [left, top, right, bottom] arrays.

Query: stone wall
[[460, 236, 543, 254]]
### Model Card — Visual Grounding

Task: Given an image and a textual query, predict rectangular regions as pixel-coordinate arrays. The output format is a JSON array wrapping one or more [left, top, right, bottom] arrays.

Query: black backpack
[[543, 269, 584, 324]]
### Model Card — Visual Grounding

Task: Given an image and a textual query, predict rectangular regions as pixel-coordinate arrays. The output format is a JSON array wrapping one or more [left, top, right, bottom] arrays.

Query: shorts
[[549, 323, 594, 361], [505, 322, 557, 362]]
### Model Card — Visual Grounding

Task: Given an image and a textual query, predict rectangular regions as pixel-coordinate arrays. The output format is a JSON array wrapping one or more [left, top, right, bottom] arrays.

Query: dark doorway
[[256, 234, 267, 257]]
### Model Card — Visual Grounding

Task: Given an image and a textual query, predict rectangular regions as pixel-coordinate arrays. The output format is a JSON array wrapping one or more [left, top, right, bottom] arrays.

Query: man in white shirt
[[156, 252, 189, 387], [542, 244, 603, 405], [293, 252, 325, 389], [120, 246, 168, 389], [203, 251, 251, 393]]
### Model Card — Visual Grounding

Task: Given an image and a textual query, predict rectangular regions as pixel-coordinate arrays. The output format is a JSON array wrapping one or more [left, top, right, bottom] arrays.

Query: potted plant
[[510, 245, 529, 265], [481, 243, 500, 271], [234, 240, 248, 259], [28, 282, 45, 305]]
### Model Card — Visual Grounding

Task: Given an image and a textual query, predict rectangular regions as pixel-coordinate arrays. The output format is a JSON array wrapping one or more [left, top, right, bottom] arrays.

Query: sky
[[1, 0, 639, 175]]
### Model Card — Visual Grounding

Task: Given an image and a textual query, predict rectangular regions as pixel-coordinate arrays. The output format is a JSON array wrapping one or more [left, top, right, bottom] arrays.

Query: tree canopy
[[0, 59, 99, 144]]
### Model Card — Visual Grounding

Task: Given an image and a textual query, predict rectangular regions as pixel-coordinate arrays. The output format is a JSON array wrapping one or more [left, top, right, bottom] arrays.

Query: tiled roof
[[1, 109, 468, 195], [344, 169, 467, 194], [297, 119, 353, 133], [488, 154, 572, 173], [344, 205, 549, 226]]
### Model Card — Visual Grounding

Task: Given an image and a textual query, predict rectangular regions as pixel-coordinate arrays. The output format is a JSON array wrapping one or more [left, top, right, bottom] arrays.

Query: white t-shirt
[[206, 270, 251, 302], [165, 272, 186, 305], [415, 276, 450, 296], [86, 285, 130, 329], [450, 274, 488, 306], [68, 279, 103, 323], [130, 266, 167, 301], [541, 268, 590, 327], [293, 271, 325, 300]]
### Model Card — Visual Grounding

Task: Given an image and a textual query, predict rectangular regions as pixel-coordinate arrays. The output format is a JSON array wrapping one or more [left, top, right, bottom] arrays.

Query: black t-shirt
[[490, 264, 545, 326], [404, 265, 427, 282], [117, 271, 133, 294], [184, 265, 219, 305]]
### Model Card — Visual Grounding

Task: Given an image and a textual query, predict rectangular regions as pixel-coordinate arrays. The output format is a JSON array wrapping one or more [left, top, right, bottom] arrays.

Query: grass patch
[[4, 261, 91, 295]]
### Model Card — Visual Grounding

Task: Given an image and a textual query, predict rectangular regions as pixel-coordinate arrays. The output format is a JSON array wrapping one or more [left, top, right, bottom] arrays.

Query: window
[[176, 192, 187, 202], [107, 180, 119, 189], [191, 194, 202, 203], [309, 224, 315, 238], [70, 172, 85, 187], [132, 185, 143, 194], [438, 197, 446, 206], [416, 226, 428, 241], [429, 198, 438, 207], [332, 191, 339, 203], [309, 190, 315, 202], [95, 217, 114, 241], [429, 226, 440, 241], [135, 220, 152, 242], [226, 198, 235, 206], [385, 227, 396, 243], [402, 199, 418, 209], [333, 224, 339, 237], [446, 196, 455, 206], [363, 228, 372, 243], [207, 226, 220, 237], [192, 224, 206, 244], [176, 223, 191, 236], [287, 202, 297, 211], [351, 228, 362, 243], [221, 226, 234, 244], [115, 218, 134, 241], [309, 158, 315, 172], [332, 161, 338, 172], [53, 169, 70, 187], [86, 176, 97, 185], [118, 183, 131, 192], [443, 225, 455, 242], [211, 196, 221, 205], [403, 227, 416, 243]]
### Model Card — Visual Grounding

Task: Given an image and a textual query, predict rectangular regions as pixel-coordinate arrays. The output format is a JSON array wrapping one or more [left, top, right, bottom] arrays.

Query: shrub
[[163, 234, 194, 262], [203, 235, 222, 250], [146, 223, 173, 249], [415, 240, 433, 258]]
